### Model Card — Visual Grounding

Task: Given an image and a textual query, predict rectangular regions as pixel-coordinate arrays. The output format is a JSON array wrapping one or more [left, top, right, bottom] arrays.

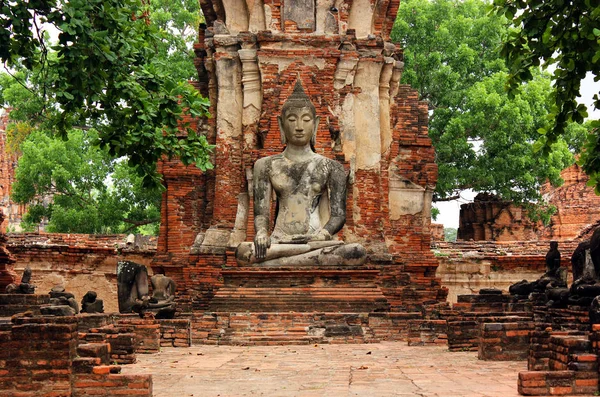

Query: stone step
[[191, 311, 391, 345]]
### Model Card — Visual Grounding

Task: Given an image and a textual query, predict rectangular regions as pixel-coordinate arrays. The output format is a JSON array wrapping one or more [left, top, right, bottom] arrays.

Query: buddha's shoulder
[[255, 154, 285, 168], [314, 154, 345, 171]]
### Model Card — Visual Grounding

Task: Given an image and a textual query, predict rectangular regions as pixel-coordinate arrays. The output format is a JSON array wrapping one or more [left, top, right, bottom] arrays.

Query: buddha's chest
[[270, 160, 327, 197]]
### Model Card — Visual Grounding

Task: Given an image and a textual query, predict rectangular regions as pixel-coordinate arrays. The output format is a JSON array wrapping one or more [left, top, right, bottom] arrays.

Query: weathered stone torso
[[261, 152, 339, 241]]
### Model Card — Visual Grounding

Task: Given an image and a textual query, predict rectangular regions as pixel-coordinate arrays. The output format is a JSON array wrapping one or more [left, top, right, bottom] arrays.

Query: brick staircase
[[518, 330, 599, 395], [210, 268, 389, 313], [192, 311, 378, 345]]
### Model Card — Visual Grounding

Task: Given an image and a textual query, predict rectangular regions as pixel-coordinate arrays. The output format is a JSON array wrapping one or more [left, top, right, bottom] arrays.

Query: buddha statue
[[5, 266, 36, 294], [81, 290, 104, 313], [235, 81, 367, 267], [509, 241, 567, 296]]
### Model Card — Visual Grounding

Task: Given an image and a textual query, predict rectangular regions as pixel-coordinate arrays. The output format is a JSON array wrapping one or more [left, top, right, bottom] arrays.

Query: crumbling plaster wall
[[434, 240, 579, 302], [6, 234, 156, 313]]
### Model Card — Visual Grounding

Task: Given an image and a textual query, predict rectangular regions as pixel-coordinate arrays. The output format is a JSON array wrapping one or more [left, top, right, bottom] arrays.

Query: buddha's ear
[[312, 115, 320, 147], [277, 115, 286, 145]]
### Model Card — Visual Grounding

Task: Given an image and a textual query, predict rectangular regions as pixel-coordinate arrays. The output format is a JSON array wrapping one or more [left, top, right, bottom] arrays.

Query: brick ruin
[[458, 164, 600, 242], [153, 0, 447, 320], [434, 240, 580, 303], [1, 233, 155, 313], [458, 193, 540, 241], [3, 3, 600, 397], [0, 109, 25, 233]]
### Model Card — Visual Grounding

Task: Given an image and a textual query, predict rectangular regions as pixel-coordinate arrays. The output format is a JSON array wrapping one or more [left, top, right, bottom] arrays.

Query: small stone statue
[[235, 80, 367, 267], [5, 266, 36, 294], [509, 241, 566, 296], [40, 285, 79, 316], [81, 290, 104, 313], [116, 261, 177, 318]]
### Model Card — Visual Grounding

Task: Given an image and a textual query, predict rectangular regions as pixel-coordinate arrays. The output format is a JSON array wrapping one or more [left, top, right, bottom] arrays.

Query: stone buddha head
[[278, 80, 319, 147]]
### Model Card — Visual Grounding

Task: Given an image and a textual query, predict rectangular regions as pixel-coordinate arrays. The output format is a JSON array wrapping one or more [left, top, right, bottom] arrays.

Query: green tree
[[12, 129, 161, 234], [492, 0, 600, 192], [1, 0, 212, 186], [444, 228, 457, 242], [149, 0, 203, 81], [392, 0, 585, 217]]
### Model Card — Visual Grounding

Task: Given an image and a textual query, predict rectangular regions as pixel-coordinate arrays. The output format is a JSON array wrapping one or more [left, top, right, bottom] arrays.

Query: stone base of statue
[[209, 261, 390, 313], [133, 299, 177, 320]]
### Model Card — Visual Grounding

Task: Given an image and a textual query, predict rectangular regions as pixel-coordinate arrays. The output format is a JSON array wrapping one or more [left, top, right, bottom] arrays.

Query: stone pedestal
[[210, 264, 390, 313]]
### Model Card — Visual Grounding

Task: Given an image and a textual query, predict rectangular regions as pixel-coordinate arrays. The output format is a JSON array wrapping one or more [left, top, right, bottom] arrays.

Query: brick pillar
[[0, 316, 78, 396]]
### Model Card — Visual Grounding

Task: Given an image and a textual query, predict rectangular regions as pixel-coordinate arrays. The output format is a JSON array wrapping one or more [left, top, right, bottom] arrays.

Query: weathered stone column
[[202, 36, 245, 247], [350, 57, 383, 241]]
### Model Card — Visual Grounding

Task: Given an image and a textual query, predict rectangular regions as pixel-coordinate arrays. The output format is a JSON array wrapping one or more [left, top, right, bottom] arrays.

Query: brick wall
[[6, 233, 156, 313], [457, 164, 600, 242], [478, 322, 534, 361], [518, 333, 598, 396], [0, 315, 153, 397], [160, 319, 191, 347]]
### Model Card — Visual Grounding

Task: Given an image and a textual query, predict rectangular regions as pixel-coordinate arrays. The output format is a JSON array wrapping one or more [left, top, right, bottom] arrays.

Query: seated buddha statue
[[235, 81, 367, 267], [509, 241, 567, 296]]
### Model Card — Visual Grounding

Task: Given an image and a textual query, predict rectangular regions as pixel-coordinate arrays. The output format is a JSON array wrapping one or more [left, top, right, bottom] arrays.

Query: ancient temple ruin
[[153, 0, 447, 322], [4, 2, 600, 397]]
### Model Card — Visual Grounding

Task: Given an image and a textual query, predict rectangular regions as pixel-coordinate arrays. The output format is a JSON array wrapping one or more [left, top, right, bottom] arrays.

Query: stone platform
[[210, 265, 390, 313], [192, 311, 425, 345], [200, 262, 404, 344]]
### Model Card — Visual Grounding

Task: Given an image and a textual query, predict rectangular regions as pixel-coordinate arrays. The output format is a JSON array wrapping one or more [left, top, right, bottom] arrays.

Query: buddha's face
[[279, 106, 319, 147]]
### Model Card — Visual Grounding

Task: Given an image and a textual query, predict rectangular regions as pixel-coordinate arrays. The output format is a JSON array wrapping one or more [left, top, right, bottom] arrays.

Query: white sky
[[435, 73, 600, 229]]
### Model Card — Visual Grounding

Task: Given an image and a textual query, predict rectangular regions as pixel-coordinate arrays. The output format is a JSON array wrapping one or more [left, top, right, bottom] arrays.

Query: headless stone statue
[[568, 228, 600, 306], [81, 290, 104, 314], [116, 261, 177, 318], [235, 81, 366, 267], [572, 240, 591, 281], [117, 261, 149, 313], [509, 241, 566, 296], [5, 265, 35, 294], [144, 274, 177, 319]]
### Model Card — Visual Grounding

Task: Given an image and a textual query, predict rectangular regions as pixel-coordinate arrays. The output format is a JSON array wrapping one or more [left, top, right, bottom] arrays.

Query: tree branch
[[433, 195, 461, 202], [122, 218, 160, 233]]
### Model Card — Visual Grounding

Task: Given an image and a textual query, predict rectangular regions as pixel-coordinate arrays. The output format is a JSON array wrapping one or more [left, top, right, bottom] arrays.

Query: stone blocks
[[478, 322, 534, 361], [160, 319, 191, 347]]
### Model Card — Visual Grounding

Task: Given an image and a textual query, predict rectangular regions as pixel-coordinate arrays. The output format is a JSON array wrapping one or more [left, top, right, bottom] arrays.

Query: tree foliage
[[149, 0, 203, 81], [12, 129, 161, 234], [444, 228, 457, 242], [1, 0, 212, 186], [392, 0, 586, 212], [492, 0, 600, 192]]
